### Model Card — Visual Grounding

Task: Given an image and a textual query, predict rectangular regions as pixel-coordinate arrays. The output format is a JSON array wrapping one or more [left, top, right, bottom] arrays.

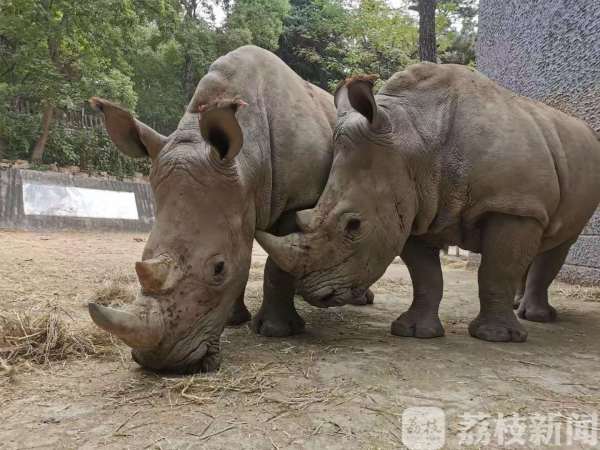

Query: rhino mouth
[[131, 342, 221, 374], [301, 286, 368, 308]]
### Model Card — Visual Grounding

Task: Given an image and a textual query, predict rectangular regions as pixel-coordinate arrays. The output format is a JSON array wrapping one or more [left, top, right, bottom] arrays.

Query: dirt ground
[[1, 230, 599, 450]]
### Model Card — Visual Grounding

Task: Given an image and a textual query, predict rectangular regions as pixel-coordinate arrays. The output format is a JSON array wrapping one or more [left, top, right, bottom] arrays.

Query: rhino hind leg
[[391, 237, 445, 338], [226, 290, 252, 326], [517, 239, 573, 322], [469, 214, 544, 343], [251, 257, 305, 337]]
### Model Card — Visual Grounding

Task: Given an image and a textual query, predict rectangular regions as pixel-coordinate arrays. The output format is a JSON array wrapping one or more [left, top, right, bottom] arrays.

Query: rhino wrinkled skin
[[87, 46, 372, 373], [258, 63, 600, 343]]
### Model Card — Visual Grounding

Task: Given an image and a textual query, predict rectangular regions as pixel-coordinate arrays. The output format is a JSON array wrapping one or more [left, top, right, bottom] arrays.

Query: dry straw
[[90, 270, 137, 307], [165, 363, 355, 411], [0, 302, 119, 369]]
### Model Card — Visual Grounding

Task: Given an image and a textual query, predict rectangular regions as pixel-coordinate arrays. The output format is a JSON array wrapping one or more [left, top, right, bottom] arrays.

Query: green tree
[[0, 0, 158, 161], [222, 0, 291, 51], [277, 0, 349, 89], [437, 0, 478, 65], [345, 0, 418, 82], [409, 0, 478, 64]]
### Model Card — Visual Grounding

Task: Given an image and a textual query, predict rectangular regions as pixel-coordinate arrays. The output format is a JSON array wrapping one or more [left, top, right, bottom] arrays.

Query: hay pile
[[90, 270, 137, 307], [0, 303, 119, 370]]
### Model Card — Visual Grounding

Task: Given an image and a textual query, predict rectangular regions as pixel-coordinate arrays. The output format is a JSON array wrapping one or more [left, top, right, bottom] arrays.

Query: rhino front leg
[[391, 237, 444, 338], [517, 239, 574, 322], [251, 257, 305, 337], [226, 289, 252, 326], [469, 214, 543, 342]]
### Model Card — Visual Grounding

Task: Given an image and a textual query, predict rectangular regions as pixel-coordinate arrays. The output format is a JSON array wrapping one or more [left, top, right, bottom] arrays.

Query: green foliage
[[277, 0, 352, 89], [345, 0, 419, 81], [0, 0, 477, 175], [0, 0, 146, 108], [224, 0, 291, 51], [0, 110, 40, 160], [437, 0, 478, 65]]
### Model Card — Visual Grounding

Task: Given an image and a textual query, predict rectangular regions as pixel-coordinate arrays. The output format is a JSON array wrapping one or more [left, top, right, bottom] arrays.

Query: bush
[[0, 110, 40, 160], [0, 109, 150, 178]]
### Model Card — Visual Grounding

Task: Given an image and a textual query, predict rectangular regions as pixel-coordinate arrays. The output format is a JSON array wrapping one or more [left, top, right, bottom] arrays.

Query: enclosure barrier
[[0, 168, 154, 232]]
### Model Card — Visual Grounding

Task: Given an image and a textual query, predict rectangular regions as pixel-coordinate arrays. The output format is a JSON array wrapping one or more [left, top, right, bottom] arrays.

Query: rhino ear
[[89, 97, 167, 159], [198, 98, 247, 161], [334, 75, 379, 125]]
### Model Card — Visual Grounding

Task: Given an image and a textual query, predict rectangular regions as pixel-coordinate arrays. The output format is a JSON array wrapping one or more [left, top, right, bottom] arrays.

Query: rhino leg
[[469, 214, 543, 343], [517, 239, 573, 322], [251, 257, 305, 337], [512, 265, 530, 309], [391, 237, 444, 338], [226, 289, 252, 326]]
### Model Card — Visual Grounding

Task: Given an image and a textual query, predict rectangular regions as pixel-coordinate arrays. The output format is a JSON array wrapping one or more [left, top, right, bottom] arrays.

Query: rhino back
[[186, 46, 335, 230], [381, 63, 600, 248]]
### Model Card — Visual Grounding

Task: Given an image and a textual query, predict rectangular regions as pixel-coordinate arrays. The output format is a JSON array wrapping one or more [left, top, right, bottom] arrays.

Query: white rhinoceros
[[257, 63, 600, 343], [88, 46, 372, 373]]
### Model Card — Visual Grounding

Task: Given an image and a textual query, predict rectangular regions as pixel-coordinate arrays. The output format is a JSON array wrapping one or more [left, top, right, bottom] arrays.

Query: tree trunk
[[183, 52, 196, 101], [418, 0, 437, 62], [0, 137, 7, 160], [31, 105, 54, 162]]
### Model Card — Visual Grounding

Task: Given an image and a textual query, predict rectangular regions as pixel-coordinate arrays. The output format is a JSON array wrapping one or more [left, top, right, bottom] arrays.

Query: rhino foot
[[251, 308, 305, 337], [517, 301, 557, 323], [391, 310, 444, 338], [226, 301, 252, 326], [468, 314, 527, 342], [199, 351, 222, 373]]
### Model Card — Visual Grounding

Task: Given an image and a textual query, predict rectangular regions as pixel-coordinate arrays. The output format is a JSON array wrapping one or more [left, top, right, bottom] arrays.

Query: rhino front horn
[[88, 302, 163, 349], [135, 255, 173, 294], [255, 231, 305, 275]]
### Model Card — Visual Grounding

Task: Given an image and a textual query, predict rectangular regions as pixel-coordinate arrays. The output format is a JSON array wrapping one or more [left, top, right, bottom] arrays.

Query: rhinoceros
[[257, 63, 600, 343], [88, 46, 372, 373]]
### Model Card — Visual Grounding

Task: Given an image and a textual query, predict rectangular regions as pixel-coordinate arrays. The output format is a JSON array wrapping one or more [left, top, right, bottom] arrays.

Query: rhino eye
[[205, 255, 227, 285], [214, 261, 225, 276], [345, 218, 361, 234]]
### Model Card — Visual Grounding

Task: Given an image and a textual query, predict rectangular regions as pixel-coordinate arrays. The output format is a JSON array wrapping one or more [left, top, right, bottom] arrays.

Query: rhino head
[[88, 96, 252, 373], [256, 77, 418, 306]]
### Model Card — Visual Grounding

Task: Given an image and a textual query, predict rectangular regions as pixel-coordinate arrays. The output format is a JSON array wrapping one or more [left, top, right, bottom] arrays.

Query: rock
[[13, 160, 30, 169]]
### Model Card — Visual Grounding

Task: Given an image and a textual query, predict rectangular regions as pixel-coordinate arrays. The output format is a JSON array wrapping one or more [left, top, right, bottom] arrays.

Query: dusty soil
[[0, 230, 599, 449]]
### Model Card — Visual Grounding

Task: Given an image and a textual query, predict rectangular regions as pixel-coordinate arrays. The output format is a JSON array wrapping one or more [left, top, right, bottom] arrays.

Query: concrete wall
[[0, 168, 155, 232], [476, 0, 600, 285]]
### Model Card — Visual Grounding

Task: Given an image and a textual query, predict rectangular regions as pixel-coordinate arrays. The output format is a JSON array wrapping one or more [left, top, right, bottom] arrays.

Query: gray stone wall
[[0, 168, 155, 232], [476, 0, 600, 285]]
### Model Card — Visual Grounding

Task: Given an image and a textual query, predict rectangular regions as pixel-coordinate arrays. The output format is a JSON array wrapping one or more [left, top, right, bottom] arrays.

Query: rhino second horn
[[135, 255, 173, 294], [255, 231, 304, 275], [88, 303, 163, 349], [296, 208, 318, 233]]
